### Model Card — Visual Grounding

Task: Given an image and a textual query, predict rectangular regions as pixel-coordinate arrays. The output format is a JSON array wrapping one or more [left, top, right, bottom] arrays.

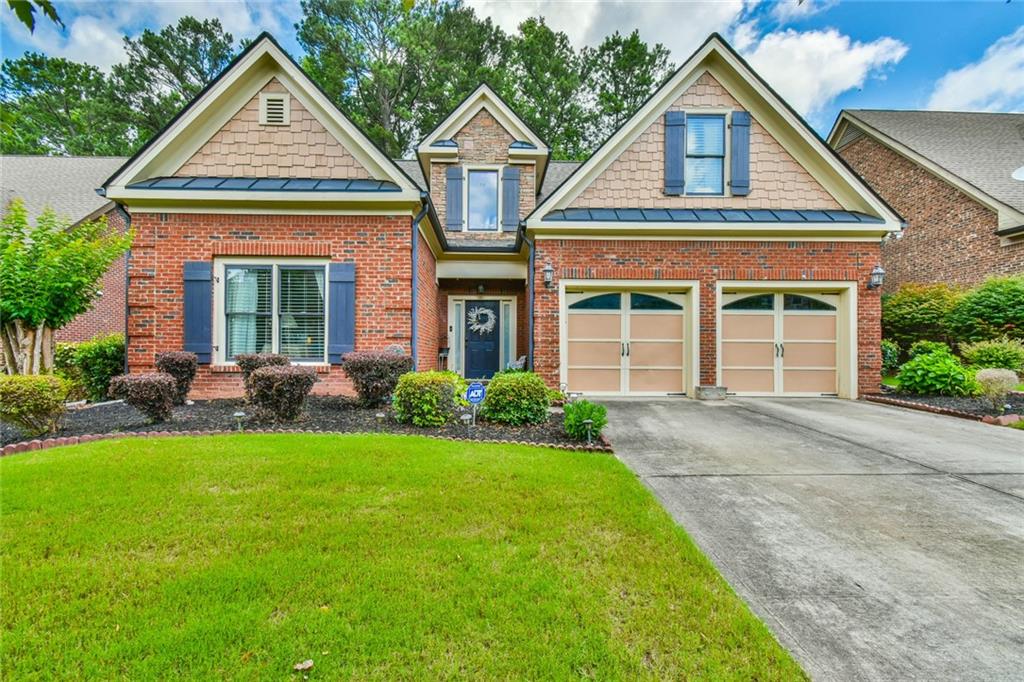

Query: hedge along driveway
[[1, 434, 804, 679]]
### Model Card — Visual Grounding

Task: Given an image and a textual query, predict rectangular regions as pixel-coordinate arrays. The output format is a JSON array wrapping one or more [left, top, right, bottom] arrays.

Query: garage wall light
[[542, 262, 555, 288], [867, 264, 885, 290]]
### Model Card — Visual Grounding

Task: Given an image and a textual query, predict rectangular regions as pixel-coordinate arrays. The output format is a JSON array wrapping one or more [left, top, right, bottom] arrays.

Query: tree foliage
[[5, 0, 62, 33], [0, 199, 133, 374]]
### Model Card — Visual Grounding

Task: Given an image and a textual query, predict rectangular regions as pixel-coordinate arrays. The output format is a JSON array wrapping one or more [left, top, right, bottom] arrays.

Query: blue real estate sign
[[466, 382, 486, 405]]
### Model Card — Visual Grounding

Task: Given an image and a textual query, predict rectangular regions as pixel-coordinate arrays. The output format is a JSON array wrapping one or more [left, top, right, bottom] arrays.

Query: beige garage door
[[720, 292, 838, 395], [566, 291, 685, 395]]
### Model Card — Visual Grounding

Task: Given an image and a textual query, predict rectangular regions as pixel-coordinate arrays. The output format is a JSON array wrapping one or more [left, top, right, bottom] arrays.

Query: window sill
[[211, 363, 332, 374]]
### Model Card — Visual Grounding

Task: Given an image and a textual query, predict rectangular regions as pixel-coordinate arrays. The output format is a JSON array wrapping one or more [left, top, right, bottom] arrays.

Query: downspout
[[410, 193, 431, 371], [115, 203, 132, 375], [522, 222, 535, 371]]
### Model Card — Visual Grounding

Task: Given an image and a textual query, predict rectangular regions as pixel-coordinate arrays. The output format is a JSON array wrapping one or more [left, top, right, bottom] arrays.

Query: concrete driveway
[[604, 398, 1024, 681]]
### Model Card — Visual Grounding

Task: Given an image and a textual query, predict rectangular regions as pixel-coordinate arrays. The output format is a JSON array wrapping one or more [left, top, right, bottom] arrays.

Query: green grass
[[1, 435, 803, 680]]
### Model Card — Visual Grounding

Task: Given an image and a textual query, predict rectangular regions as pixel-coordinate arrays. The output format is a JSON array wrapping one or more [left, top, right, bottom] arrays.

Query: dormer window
[[685, 114, 726, 195], [259, 93, 290, 126], [466, 168, 499, 231]]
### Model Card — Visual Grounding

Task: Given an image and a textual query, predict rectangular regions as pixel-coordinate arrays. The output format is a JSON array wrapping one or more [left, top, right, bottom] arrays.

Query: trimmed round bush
[[959, 337, 1024, 373], [975, 368, 1020, 414], [109, 372, 176, 423], [946, 275, 1024, 342], [340, 351, 414, 406], [249, 365, 317, 422], [155, 351, 198, 404], [391, 371, 458, 427], [907, 340, 952, 359], [881, 283, 960, 349], [895, 352, 976, 397], [235, 353, 290, 399], [67, 333, 125, 402], [480, 371, 550, 425], [881, 339, 901, 375], [563, 399, 608, 441], [0, 374, 69, 437]]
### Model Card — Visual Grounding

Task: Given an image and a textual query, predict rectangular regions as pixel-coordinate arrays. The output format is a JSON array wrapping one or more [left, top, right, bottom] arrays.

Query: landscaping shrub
[[248, 365, 317, 422], [975, 368, 1020, 414], [0, 374, 69, 437], [563, 399, 608, 441], [959, 337, 1024, 373], [946, 275, 1024, 342], [881, 339, 901, 375], [907, 340, 952, 359], [108, 373, 176, 423], [340, 351, 414, 406], [392, 371, 457, 427], [438, 370, 469, 407], [54, 342, 87, 401], [235, 353, 290, 399], [480, 371, 550, 425], [68, 333, 125, 401], [881, 283, 959, 349], [895, 352, 977, 397], [155, 351, 198, 405]]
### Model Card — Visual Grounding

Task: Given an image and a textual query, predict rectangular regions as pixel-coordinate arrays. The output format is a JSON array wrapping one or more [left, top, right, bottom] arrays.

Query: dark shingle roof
[[1, 155, 126, 223], [394, 159, 426, 190], [539, 160, 581, 202], [542, 208, 885, 224], [846, 110, 1024, 212]]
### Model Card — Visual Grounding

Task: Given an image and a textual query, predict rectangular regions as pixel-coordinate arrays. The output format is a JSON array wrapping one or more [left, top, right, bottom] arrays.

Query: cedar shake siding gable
[[568, 73, 840, 210], [175, 78, 373, 180]]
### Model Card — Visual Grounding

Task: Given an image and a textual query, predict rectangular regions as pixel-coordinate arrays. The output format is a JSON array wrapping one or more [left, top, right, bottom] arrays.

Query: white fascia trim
[[436, 260, 527, 279], [829, 113, 1024, 230], [106, 37, 417, 194], [418, 84, 547, 153]]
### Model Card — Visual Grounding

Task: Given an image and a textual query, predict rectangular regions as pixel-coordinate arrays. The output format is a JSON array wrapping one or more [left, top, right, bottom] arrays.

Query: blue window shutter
[[183, 261, 212, 364], [730, 111, 751, 196], [445, 166, 463, 231], [328, 262, 356, 364], [664, 111, 686, 195], [501, 166, 520, 231]]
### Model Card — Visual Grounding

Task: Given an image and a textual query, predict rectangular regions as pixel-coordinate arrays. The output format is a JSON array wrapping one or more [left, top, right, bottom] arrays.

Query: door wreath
[[467, 306, 497, 335]]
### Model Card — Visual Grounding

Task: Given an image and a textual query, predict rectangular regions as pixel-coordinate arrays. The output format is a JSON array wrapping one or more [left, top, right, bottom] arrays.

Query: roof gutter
[[410, 193, 431, 370]]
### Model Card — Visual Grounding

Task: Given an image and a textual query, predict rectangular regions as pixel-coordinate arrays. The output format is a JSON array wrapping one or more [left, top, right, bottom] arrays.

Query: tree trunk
[[1, 321, 56, 374]]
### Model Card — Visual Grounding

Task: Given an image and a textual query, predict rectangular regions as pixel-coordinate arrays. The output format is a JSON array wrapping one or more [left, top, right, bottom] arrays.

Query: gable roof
[[830, 110, 1024, 231], [2, 155, 126, 224], [103, 33, 421, 207], [527, 33, 901, 236]]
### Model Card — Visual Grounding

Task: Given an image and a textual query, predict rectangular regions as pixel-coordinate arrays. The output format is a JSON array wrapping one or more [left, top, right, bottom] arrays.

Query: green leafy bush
[[59, 333, 125, 402], [881, 339, 901, 374], [975, 368, 1020, 414], [959, 337, 1024, 373], [895, 352, 977, 397], [54, 342, 87, 401], [881, 283, 960, 349], [109, 372, 176, 423], [438, 370, 469, 407], [0, 374, 69, 437], [235, 353, 290, 400], [155, 351, 198, 404], [563, 399, 608, 441], [907, 340, 952, 359], [480, 371, 550, 425], [340, 351, 414, 406], [392, 371, 457, 427], [946, 276, 1024, 342], [248, 365, 317, 422]]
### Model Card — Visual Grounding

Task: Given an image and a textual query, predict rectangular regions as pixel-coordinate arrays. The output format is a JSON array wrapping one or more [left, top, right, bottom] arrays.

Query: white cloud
[[743, 28, 908, 120], [771, 0, 838, 23], [928, 26, 1024, 111]]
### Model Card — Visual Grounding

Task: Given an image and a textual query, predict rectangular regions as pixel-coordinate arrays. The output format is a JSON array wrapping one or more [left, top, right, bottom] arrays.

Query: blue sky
[[2, 1, 1022, 133]]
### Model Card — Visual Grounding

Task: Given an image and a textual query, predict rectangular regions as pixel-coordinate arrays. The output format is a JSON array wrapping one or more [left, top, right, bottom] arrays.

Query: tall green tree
[[0, 53, 131, 155], [503, 17, 593, 160], [5, 0, 61, 33], [112, 16, 238, 145], [585, 30, 673, 146]]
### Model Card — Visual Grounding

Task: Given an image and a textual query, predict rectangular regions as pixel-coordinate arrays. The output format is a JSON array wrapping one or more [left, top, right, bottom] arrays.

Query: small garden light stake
[[375, 412, 386, 431], [583, 418, 594, 446], [233, 411, 245, 432]]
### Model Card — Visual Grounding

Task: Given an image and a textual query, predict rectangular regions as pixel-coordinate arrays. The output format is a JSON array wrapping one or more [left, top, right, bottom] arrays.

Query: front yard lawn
[[1, 434, 802, 679]]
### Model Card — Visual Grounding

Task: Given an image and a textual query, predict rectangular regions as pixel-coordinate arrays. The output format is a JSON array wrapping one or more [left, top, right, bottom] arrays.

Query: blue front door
[[465, 300, 500, 379]]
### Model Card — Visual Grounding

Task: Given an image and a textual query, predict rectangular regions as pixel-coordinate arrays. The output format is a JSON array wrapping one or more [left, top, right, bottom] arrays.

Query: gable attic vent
[[259, 93, 290, 126]]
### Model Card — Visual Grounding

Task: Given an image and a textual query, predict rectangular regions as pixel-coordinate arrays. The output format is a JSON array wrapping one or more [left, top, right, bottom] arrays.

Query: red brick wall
[[415, 231, 441, 370], [57, 208, 128, 343], [533, 239, 882, 396], [838, 135, 1024, 291], [435, 280, 527, 371], [126, 212, 414, 398]]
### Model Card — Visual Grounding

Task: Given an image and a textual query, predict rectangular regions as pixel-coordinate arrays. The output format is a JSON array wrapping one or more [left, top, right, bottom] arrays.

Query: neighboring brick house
[[829, 110, 1024, 292], [102, 32, 900, 400], [0, 155, 129, 342]]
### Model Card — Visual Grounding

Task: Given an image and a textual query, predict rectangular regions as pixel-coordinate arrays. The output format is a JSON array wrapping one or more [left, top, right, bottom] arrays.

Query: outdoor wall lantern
[[542, 262, 555, 288], [867, 264, 885, 290]]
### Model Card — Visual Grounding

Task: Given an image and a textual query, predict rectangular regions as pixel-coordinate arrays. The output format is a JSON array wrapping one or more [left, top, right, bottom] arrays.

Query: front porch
[[436, 278, 528, 379]]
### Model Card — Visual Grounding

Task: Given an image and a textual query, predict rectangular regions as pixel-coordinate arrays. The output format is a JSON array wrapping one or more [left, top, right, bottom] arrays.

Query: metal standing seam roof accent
[[509, 140, 537, 149], [541, 208, 887, 224], [125, 176, 403, 192]]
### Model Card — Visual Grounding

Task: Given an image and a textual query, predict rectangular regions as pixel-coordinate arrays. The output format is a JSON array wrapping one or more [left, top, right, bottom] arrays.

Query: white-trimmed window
[[466, 167, 500, 231], [215, 258, 327, 363], [686, 114, 726, 195]]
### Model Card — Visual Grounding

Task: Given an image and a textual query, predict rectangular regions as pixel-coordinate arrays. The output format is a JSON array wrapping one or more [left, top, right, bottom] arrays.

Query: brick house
[[101, 32, 900, 400], [1, 155, 129, 342], [829, 110, 1024, 292]]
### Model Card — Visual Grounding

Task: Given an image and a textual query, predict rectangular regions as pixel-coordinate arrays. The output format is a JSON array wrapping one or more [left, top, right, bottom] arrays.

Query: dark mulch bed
[[875, 392, 1024, 418], [0, 396, 600, 449]]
